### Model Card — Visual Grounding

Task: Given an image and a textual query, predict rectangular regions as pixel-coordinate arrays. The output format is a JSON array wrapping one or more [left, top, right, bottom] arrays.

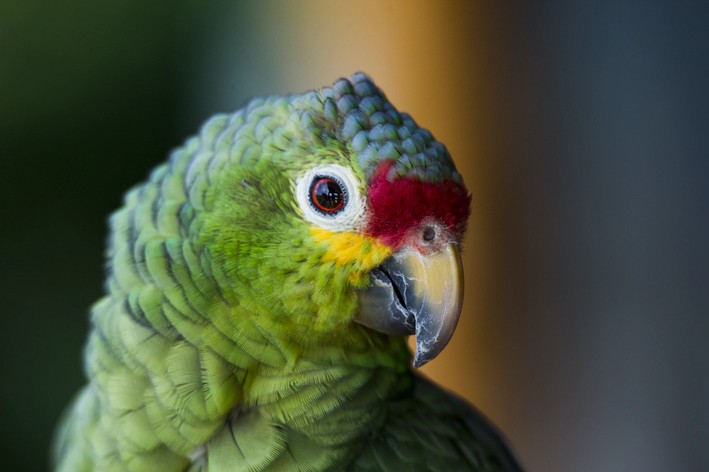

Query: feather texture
[[53, 73, 520, 471]]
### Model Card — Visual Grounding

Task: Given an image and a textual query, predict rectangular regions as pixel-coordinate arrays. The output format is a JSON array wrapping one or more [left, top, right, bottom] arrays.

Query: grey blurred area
[[479, 2, 709, 470], [1, 1, 707, 471]]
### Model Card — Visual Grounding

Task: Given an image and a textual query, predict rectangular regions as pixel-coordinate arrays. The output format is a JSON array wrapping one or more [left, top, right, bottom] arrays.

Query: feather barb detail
[[309, 228, 391, 273]]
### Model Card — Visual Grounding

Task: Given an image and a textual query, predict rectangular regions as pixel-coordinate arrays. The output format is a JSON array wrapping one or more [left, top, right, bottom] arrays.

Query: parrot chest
[[195, 364, 410, 471]]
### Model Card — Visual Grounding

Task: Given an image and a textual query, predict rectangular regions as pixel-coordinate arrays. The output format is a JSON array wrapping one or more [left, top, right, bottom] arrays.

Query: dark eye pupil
[[311, 177, 345, 213]]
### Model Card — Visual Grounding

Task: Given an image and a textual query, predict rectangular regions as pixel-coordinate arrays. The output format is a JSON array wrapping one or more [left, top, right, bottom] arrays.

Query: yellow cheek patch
[[310, 227, 392, 272]]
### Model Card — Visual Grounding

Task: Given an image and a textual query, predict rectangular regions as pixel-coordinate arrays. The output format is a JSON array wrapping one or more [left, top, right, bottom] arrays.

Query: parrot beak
[[355, 243, 464, 367]]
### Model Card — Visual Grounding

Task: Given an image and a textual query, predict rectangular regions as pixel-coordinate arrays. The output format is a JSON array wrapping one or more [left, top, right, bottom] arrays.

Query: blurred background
[[2, 1, 707, 470]]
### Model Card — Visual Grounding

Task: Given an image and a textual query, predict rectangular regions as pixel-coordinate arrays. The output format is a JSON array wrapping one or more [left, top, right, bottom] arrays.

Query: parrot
[[52, 72, 522, 471]]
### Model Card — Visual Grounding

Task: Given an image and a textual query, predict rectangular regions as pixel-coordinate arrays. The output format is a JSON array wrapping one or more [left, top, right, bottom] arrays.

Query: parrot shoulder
[[349, 374, 523, 471]]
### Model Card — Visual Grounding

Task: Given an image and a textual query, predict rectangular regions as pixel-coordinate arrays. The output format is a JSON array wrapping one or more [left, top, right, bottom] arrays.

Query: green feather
[[52, 73, 520, 471]]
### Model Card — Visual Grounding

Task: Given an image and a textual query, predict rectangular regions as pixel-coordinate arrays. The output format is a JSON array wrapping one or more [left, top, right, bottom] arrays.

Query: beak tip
[[411, 337, 447, 369], [412, 356, 428, 369]]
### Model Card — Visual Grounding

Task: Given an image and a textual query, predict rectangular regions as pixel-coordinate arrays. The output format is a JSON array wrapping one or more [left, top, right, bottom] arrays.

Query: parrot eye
[[310, 177, 346, 214], [296, 164, 365, 232]]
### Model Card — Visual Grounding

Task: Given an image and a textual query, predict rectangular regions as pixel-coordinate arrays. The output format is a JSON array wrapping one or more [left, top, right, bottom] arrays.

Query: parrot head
[[196, 73, 470, 368]]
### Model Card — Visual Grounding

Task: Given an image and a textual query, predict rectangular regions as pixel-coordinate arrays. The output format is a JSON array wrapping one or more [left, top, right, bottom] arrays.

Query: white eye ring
[[296, 164, 365, 232]]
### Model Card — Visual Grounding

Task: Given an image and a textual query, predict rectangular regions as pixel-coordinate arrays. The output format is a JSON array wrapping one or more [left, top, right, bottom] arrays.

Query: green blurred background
[[2, 1, 707, 470]]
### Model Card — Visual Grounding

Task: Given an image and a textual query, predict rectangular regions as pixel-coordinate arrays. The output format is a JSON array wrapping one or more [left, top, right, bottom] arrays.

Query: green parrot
[[52, 73, 521, 471]]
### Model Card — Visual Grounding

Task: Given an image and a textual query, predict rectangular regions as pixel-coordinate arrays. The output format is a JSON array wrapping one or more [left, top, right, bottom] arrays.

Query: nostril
[[422, 226, 436, 242]]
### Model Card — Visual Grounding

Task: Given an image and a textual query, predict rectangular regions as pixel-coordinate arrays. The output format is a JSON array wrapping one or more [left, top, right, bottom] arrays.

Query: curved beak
[[355, 244, 464, 367]]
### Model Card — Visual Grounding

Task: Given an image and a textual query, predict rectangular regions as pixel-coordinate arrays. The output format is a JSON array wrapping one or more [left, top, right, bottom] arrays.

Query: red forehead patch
[[365, 162, 471, 248]]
